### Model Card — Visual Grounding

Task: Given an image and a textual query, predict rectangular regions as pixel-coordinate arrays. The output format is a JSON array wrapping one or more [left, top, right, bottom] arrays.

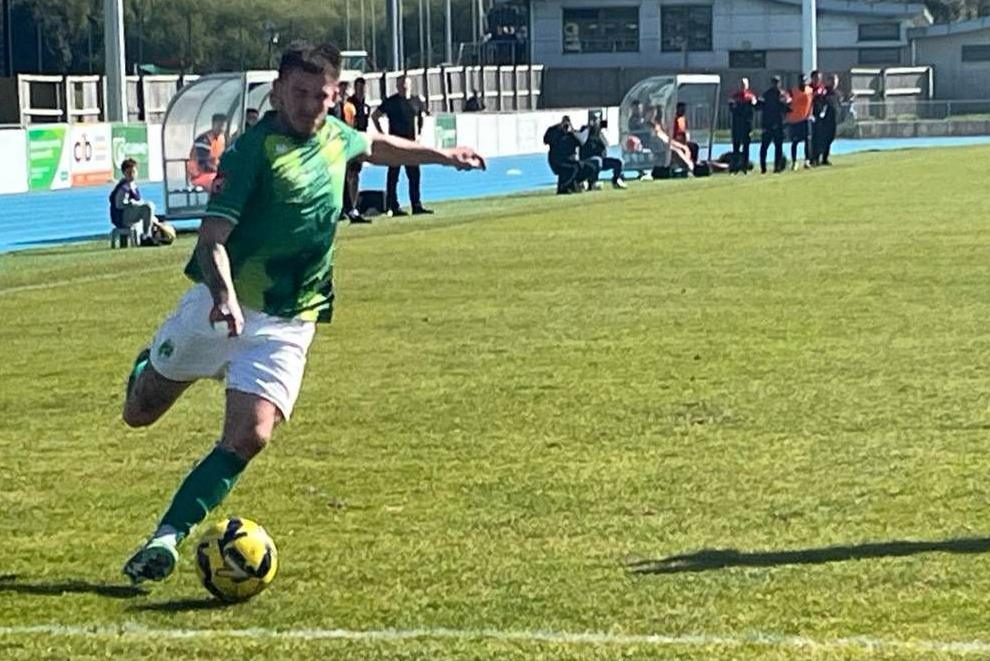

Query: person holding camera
[[579, 113, 627, 190], [542, 115, 597, 195]]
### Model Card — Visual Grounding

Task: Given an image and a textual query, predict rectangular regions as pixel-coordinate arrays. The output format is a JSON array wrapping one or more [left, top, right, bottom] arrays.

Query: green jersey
[[185, 111, 371, 322]]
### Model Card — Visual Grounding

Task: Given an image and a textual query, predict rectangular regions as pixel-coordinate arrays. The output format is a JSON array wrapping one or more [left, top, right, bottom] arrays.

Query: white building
[[530, 0, 932, 73], [909, 16, 990, 99]]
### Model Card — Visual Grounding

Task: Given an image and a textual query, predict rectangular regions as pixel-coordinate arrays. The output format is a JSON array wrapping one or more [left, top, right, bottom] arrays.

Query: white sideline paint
[[0, 265, 176, 297], [3, 624, 990, 654]]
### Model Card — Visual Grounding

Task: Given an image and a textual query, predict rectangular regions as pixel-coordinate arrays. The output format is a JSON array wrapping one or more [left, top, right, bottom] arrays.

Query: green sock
[[158, 446, 248, 544]]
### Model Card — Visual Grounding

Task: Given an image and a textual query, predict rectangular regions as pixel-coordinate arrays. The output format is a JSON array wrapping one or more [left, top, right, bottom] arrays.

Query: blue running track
[[1, 136, 988, 253]]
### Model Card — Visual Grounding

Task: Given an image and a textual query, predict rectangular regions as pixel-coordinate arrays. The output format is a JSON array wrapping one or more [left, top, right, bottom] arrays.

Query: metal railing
[[10, 65, 544, 127]]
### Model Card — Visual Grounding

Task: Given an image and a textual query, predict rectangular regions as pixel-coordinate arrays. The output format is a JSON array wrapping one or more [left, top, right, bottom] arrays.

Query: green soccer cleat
[[123, 538, 179, 585], [126, 347, 151, 400]]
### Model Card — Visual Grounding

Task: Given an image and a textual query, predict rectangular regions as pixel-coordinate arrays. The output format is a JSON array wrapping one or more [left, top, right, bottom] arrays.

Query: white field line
[[0, 264, 177, 297], [2, 624, 990, 655]]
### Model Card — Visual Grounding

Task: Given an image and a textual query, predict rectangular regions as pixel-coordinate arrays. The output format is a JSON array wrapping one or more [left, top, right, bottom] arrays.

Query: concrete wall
[[532, 0, 912, 70], [914, 28, 990, 99]]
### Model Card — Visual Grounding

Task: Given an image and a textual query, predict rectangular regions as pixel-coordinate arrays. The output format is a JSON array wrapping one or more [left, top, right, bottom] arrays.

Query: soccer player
[[121, 42, 485, 585]]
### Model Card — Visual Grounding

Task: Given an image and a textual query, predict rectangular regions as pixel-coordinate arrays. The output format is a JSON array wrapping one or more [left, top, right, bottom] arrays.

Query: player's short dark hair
[[246, 107, 259, 115], [278, 41, 342, 79], [810, 69, 821, 77], [211, 113, 227, 124], [120, 158, 137, 171], [354, 77, 366, 85]]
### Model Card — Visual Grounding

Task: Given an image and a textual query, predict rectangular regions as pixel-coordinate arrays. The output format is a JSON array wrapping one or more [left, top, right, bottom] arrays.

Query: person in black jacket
[[579, 114, 627, 190], [543, 116, 597, 194], [812, 74, 843, 166], [758, 76, 791, 174], [728, 77, 758, 174]]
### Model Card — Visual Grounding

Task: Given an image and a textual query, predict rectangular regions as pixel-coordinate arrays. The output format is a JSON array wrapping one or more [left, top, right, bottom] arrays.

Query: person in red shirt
[[786, 75, 814, 169]]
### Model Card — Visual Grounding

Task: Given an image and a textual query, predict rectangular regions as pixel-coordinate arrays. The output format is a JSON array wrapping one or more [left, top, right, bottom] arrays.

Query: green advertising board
[[435, 114, 457, 149], [26, 126, 71, 191], [111, 124, 149, 179]]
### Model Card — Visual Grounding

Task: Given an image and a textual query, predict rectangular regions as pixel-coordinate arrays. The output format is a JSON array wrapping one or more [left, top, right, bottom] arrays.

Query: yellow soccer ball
[[195, 517, 278, 602]]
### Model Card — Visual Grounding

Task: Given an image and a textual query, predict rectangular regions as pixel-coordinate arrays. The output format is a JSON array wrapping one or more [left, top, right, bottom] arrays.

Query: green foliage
[[3, 146, 990, 659], [13, 0, 480, 73]]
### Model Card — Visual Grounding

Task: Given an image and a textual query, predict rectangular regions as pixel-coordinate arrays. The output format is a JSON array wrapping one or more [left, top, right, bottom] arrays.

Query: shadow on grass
[[0, 574, 147, 598], [130, 598, 232, 613], [628, 536, 990, 575]]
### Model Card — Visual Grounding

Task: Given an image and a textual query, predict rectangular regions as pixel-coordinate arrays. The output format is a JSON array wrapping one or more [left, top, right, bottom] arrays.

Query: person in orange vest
[[187, 114, 227, 189], [786, 74, 814, 170]]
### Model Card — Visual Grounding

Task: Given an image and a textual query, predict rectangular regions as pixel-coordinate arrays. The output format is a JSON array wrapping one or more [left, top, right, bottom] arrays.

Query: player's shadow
[[0, 574, 147, 599], [131, 598, 232, 613], [628, 536, 990, 575]]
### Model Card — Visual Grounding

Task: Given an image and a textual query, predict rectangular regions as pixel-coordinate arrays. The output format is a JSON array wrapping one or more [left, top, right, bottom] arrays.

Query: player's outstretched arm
[[196, 216, 244, 337], [365, 133, 486, 171]]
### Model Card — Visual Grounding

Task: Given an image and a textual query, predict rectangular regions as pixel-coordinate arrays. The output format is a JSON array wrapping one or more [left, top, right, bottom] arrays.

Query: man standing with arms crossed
[[121, 42, 485, 584], [372, 75, 433, 217]]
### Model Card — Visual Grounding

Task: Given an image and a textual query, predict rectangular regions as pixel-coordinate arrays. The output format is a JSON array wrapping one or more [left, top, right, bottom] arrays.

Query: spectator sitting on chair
[[245, 108, 260, 128], [372, 74, 433, 216], [543, 115, 597, 194], [464, 89, 485, 112], [187, 113, 227, 189], [580, 115, 627, 190], [672, 102, 700, 165], [650, 108, 695, 173], [110, 158, 160, 245]]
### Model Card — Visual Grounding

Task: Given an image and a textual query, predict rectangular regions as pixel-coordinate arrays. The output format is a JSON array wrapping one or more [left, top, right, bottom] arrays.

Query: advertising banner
[[26, 125, 72, 191], [69, 124, 113, 186], [435, 114, 457, 149], [111, 123, 150, 179]]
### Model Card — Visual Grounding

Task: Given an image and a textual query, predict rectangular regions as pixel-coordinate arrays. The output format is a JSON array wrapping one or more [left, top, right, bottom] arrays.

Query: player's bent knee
[[220, 425, 272, 461]]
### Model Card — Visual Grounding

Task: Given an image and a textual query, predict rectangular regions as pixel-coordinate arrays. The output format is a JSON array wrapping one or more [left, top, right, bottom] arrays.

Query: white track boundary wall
[[0, 110, 619, 195], [0, 129, 28, 194], [455, 107, 620, 158], [147, 123, 164, 183]]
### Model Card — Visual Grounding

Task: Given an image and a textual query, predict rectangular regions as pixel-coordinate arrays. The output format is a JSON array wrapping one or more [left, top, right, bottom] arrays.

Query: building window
[[661, 5, 713, 52], [562, 8, 639, 53], [858, 23, 900, 42], [729, 50, 766, 68], [858, 48, 902, 65], [962, 45, 990, 62]]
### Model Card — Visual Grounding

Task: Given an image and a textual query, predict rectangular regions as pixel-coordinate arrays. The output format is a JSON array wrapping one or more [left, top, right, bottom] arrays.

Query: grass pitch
[[2, 146, 990, 659]]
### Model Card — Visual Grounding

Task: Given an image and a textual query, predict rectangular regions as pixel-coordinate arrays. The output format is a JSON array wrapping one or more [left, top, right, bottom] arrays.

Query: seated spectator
[[627, 101, 652, 147], [186, 113, 227, 189], [580, 115, 627, 190], [672, 102, 700, 165], [650, 108, 695, 172], [109, 158, 161, 245], [543, 115, 598, 194], [464, 90, 485, 112], [245, 108, 260, 128]]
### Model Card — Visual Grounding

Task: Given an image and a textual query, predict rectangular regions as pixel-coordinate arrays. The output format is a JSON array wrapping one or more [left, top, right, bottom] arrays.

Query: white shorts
[[148, 284, 316, 419]]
